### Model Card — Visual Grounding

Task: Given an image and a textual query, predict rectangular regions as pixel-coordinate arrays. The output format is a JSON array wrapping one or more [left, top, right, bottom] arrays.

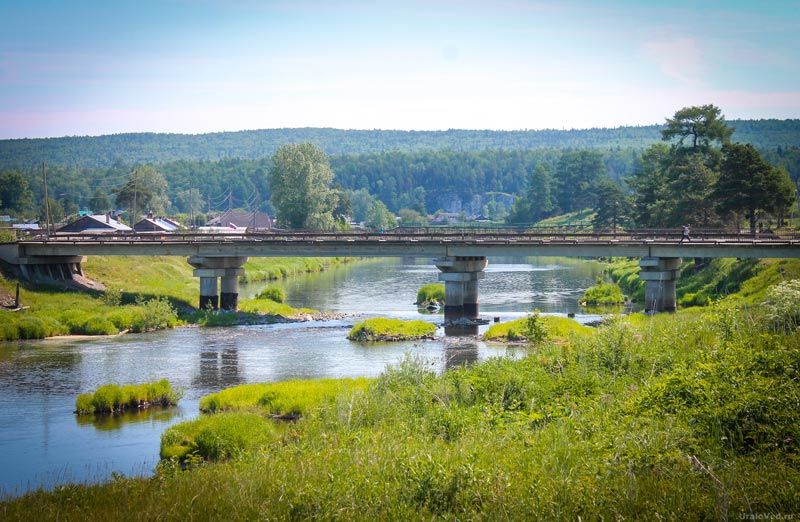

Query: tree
[[365, 200, 395, 230], [268, 143, 337, 230], [592, 179, 631, 233], [0, 170, 34, 215], [714, 143, 796, 232], [665, 152, 720, 226], [662, 104, 733, 151], [115, 165, 169, 223], [38, 197, 64, 223], [554, 150, 605, 213], [627, 143, 671, 227], [89, 189, 111, 213], [398, 208, 427, 227]]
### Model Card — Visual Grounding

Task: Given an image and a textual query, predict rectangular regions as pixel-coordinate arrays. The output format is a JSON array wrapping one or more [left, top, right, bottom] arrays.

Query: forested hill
[[2, 119, 799, 169]]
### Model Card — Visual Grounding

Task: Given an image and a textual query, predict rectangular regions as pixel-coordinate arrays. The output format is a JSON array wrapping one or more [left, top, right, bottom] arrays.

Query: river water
[[0, 256, 603, 496]]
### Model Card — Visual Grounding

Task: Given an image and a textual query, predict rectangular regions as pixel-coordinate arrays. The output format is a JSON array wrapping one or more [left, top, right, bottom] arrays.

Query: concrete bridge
[[1, 229, 799, 315]]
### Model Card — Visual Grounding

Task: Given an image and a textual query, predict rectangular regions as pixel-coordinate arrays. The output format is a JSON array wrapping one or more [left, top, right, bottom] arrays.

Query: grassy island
[[483, 314, 592, 342], [348, 317, 437, 342], [580, 280, 626, 306], [415, 283, 445, 306], [75, 379, 181, 415], [5, 294, 799, 519]]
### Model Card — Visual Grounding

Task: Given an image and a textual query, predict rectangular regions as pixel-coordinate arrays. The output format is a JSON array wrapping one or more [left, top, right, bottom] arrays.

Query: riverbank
[[0, 255, 356, 341], [3, 294, 798, 519], [606, 257, 800, 308]]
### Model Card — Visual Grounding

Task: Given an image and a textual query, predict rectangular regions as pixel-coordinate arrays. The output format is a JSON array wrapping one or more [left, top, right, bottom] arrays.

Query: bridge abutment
[[435, 256, 487, 325], [639, 257, 681, 313], [188, 256, 247, 311]]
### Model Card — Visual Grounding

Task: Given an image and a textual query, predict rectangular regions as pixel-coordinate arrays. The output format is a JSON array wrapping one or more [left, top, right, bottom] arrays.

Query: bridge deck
[[6, 231, 800, 260]]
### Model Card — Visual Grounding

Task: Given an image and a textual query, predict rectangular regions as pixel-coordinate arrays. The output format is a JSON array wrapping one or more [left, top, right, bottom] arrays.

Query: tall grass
[[75, 379, 181, 414], [483, 315, 592, 341], [3, 302, 800, 518], [241, 257, 354, 283], [348, 318, 436, 341], [415, 283, 445, 305], [199, 377, 372, 416], [580, 279, 625, 305]]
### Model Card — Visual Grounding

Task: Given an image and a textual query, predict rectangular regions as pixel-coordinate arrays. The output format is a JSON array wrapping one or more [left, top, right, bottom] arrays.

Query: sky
[[0, 0, 798, 139]]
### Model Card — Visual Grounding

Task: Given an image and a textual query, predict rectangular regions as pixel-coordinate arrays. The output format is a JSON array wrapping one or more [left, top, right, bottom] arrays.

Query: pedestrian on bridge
[[680, 224, 692, 243]]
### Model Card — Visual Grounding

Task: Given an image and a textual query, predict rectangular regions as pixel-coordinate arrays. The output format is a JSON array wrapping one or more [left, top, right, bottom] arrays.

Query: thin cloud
[[640, 37, 709, 86]]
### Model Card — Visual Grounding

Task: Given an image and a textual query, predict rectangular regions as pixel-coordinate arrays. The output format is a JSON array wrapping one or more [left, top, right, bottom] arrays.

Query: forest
[[1, 115, 799, 229]]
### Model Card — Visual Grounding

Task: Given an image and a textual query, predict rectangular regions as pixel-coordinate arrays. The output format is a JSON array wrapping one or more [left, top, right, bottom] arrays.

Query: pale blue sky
[[0, 0, 798, 138]]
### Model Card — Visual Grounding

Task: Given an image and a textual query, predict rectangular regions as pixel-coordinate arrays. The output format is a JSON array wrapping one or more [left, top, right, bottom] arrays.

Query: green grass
[[254, 285, 286, 303], [4, 301, 800, 519], [75, 379, 181, 414], [533, 209, 596, 229], [241, 257, 354, 283], [159, 412, 280, 462], [199, 377, 372, 416], [348, 318, 437, 341], [606, 257, 800, 308], [581, 280, 625, 305], [483, 315, 592, 342], [237, 298, 317, 318], [415, 283, 445, 305]]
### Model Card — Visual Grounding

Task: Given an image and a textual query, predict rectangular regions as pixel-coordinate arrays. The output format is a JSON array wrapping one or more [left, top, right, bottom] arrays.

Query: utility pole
[[131, 175, 138, 226], [227, 188, 233, 213], [42, 162, 52, 236]]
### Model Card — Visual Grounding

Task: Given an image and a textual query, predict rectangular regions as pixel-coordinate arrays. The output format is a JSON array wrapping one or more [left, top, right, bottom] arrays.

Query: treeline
[[1, 120, 800, 170]]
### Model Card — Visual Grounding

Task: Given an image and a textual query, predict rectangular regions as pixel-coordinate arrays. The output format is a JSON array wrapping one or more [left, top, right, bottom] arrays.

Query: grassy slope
[[0, 256, 352, 340], [608, 257, 800, 307], [3, 305, 799, 519], [534, 209, 596, 229]]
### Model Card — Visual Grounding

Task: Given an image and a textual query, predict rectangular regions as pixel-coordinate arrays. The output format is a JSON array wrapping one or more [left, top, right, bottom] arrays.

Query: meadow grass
[[348, 317, 436, 341], [483, 314, 593, 342], [4, 300, 799, 519], [254, 285, 286, 303], [607, 257, 800, 307], [237, 298, 317, 318], [160, 412, 280, 461], [241, 257, 354, 283], [580, 280, 625, 305], [75, 379, 181, 414], [415, 283, 445, 305], [199, 377, 372, 415]]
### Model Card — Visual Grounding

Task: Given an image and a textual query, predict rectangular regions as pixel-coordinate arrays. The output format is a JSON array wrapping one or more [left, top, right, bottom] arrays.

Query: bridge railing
[[17, 227, 800, 244]]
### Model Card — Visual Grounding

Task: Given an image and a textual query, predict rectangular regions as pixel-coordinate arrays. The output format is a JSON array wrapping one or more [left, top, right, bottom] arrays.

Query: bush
[[101, 287, 123, 307], [132, 296, 178, 332], [255, 286, 286, 303], [763, 279, 800, 332], [416, 283, 445, 305], [581, 279, 625, 305]]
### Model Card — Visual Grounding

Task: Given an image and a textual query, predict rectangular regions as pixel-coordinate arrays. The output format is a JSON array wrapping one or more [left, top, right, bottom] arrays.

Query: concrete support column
[[435, 256, 487, 323], [188, 256, 247, 311], [199, 276, 219, 310], [220, 270, 240, 311], [639, 257, 682, 313]]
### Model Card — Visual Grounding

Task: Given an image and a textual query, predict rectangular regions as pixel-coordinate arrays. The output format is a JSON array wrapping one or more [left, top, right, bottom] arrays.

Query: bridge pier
[[639, 257, 681, 313], [435, 256, 487, 321], [188, 256, 247, 311]]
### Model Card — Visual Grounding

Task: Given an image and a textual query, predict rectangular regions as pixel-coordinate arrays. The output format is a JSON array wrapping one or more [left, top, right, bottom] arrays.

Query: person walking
[[680, 224, 691, 243]]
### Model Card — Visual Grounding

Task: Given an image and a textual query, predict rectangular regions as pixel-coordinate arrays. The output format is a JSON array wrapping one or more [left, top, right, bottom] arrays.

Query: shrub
[[416, 283, 445, 305], [101, 287, 123, 307], [132, 296, 178, 332], [255, 286, 286, 303], [581, 279, 625, 305], [763, 279, 800, 332]]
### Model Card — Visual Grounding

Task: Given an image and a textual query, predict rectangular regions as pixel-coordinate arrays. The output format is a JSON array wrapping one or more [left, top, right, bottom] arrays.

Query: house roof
[[207, 210, 272, 229], [134, 217, 181, 232], [58, 214, 132, 233]]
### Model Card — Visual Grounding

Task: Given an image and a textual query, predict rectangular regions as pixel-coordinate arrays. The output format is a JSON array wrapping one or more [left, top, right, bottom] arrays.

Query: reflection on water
[[0, 256, 605, 496], [75, 407, 181, 432]]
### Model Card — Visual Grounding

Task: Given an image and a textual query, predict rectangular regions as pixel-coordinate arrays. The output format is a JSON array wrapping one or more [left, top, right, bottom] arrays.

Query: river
[[0, 256, 603, 496]]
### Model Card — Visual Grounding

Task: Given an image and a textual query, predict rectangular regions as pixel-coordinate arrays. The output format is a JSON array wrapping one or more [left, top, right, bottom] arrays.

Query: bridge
[[1, 228, 799, 315]]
